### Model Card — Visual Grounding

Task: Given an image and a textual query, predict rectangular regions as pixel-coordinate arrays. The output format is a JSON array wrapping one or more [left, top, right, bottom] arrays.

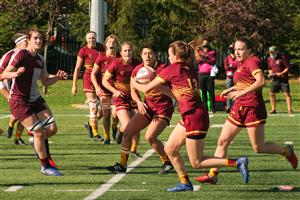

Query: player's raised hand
[[56, 70, 68, 80]]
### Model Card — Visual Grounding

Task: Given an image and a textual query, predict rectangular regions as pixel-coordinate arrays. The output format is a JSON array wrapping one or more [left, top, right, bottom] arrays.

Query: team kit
[[0, 30, 298, 192]]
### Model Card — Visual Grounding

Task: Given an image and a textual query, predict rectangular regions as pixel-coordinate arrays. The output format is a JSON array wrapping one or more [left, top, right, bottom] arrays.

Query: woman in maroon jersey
[[134, 41, 249, 192], [2, 28, 68, 176], [102, 41, 140, 153], [195, 37, 298, 185], [91, 34, 119, 144], [72, 31, 105, 141], [106, 42, 174, 174]]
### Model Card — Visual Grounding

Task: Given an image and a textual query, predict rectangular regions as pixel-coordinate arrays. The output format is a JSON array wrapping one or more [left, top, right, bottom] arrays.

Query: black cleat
[[93, 135, 104, 141], [159, 162, 173, 174], [6, 126, 13, 138], [107, 162, 127, 173], [104, 139, 111, 145], [84, 122, 93, 138]]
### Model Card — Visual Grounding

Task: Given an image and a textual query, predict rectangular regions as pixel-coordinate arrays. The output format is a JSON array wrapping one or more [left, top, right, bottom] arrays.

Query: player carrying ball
[[106, 42, 174, 174]]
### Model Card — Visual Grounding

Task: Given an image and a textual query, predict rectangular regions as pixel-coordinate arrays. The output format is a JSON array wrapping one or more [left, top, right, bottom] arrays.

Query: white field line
[[5, 185, 23, 192], [194, 185, 201, 191], [84, 148, 155, 200]]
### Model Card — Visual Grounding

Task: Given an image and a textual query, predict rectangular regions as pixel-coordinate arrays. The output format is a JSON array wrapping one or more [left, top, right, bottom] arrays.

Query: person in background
[[91, 34, 120, 144], [223, 44, 238, 113], [267, 46, 293, 114], [196, 38, 216, 113], [72, 31, 105, 141]]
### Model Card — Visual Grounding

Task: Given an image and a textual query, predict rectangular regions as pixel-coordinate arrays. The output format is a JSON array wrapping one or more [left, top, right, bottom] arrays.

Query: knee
[[103, 109, 111, 119], [190, 160, 203, 169], [164, 145, 177, 157]]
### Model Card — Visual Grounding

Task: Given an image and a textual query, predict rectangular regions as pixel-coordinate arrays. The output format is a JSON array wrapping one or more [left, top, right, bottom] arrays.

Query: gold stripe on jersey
[[172, 86, 194, 99], [251, 69, 262, 76], [145, 88, 164, 97], [235, 81, 252, 90], [115, 82, 130, 94], [84, 64, 93, 69]]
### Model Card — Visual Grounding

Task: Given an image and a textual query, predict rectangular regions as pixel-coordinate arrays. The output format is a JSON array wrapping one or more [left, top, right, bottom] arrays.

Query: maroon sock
[[40, 158, 50, 167]]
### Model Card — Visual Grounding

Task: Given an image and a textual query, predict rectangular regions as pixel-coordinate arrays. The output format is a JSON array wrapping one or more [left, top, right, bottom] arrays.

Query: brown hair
[[169, 41, 191, 61], [235, 36, 254, 53], [27, 28, 43, 40], [120, 41, 133, 51]]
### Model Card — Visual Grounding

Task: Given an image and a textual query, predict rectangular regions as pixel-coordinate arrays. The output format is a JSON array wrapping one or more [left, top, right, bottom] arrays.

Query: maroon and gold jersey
[[233, 55, 264, 106], [132, 61, 174, 114], [157, 62, 202, 115], [94, 53, 118, 95], [78, 45, 104, 73], [8, 49, 47, 102], [106, 57, 139, 95], [267, 55, 289, 80]]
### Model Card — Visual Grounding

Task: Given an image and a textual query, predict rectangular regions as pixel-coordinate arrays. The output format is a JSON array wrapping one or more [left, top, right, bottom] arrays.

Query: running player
[[195, 37, 298, 185], [0, 32, 28, 145], [91, 34, 119, 144], [2, 28, 68, 176], [106, 42, 174, 174], [133, 41, 249, 192], [72, 31, 105, 141], [102, 41, 140, 154]]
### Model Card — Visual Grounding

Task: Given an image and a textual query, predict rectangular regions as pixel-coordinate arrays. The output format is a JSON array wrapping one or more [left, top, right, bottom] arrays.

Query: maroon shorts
[[180, 105, 209, 140], [144, 103, 174, 125], [9, 97, 47, 122], [113, 95, 137, 111], [83, 71, 95, 93], [227, 102, 267, 127]]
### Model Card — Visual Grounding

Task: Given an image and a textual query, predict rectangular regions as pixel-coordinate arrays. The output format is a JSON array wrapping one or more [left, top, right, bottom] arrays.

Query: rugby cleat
[[104, 139, 111, 145], [49, 159, 57, 168], [41, 166, 63, 176], [284, 145, 298, 169], [84, 122, 93, 138], [13, 138, 26, 145], [6, 126, 13, 138], [93, 135, 104, 141], [158, 162, 173, 174], [194, 173, 218, 184], [106, 162, 127, 173], [237, 157, 249, 184], [166, 182, 193, 192]]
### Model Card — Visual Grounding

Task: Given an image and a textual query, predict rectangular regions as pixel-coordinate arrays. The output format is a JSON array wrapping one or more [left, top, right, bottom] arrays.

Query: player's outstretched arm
[[0, 65, 25, 80]]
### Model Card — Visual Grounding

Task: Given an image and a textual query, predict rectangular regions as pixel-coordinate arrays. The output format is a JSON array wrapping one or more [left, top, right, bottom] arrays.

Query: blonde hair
[[104, 34, 119, 46]]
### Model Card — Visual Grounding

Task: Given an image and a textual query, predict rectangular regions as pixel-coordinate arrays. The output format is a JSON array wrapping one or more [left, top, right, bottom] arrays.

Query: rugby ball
[[136, 67, 156, 84]]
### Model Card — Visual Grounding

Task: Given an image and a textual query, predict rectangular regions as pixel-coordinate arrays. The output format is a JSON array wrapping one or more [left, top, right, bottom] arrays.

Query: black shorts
[[270, 81, 290, 93]]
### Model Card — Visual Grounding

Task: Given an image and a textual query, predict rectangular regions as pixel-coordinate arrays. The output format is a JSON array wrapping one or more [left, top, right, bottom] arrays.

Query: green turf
[[0, 80, 299, 200]]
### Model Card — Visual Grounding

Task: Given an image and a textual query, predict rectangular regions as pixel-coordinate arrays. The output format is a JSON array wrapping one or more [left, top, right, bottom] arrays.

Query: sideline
[[84, 148, 155, 200]]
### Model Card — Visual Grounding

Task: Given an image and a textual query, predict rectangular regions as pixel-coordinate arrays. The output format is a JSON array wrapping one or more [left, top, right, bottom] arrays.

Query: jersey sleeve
[[77, 48, 85, 58], [157, 66, 172, 83], [8, 50, 24, 69], [249, 57, 262, 76], [94, 54, 103, 66]]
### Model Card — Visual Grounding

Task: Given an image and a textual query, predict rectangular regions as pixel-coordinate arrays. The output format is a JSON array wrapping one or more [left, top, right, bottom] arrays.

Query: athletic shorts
[[270, 81, 290, 93], [83, 71, 95, 93], [113, 95, 137, 111], [180, 105, 209, 140], [144, 103, 174, 125], [9, 96, 47, 122], [228, 102, 267, 127]]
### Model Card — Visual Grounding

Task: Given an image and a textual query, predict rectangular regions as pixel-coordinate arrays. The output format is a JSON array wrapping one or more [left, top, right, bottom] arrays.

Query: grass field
[[0, 79, 299, 200]]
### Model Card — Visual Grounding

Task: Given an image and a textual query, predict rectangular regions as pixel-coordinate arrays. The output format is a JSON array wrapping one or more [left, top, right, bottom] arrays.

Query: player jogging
[[195, 37, 298, 185]]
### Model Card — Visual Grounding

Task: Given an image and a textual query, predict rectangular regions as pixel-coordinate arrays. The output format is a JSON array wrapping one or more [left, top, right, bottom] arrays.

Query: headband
[[15, 35, 27, 45]]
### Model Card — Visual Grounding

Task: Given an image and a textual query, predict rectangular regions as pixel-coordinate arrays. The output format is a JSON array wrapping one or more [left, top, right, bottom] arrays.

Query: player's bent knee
[[42, 116, 57, 135]]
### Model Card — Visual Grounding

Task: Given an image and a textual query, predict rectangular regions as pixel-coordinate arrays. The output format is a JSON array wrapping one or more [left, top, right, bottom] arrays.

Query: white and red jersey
[[0, 49, 18, 90], [8, 49, 47, 102]]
